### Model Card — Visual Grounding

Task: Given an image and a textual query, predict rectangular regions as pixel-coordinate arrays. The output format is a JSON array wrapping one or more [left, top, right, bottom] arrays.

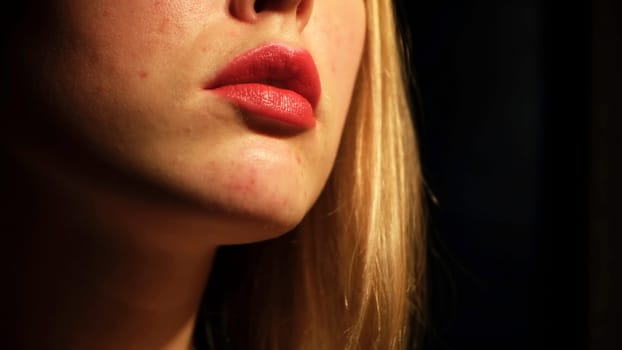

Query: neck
[[7, 153, 217, 350]]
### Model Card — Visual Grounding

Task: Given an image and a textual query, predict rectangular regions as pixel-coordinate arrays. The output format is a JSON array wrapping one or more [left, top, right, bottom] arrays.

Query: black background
[[397, 0, 621, 349]]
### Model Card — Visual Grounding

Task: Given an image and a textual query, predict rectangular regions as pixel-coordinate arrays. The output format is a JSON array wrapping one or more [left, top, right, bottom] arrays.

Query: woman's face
[[12, 0, 366, 242]]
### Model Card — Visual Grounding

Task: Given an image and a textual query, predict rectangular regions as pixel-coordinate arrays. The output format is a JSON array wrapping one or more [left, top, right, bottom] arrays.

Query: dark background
[[397, 0, 621, 349]]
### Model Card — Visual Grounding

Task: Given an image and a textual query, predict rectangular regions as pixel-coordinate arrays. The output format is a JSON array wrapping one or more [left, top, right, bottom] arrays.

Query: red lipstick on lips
[[206, 43, 321, 131]]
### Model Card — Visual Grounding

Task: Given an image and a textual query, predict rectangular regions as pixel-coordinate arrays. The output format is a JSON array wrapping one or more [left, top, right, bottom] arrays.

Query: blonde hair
[[202, 0, 425, 348]]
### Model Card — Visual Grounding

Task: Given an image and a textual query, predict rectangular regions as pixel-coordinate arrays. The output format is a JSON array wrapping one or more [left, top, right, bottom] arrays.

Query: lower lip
[[212, 83, 316, 130]]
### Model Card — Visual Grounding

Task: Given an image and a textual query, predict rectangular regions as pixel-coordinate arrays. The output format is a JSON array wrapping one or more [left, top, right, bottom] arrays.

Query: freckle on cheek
[[158, 17, 170, 34]]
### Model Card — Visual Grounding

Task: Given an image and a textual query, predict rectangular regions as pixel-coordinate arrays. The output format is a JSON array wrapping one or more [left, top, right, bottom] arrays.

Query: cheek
[[310, 2, 366, 75], [35, 1, 222, 147], [306, 2, 366, 114], [55, 0, 217, 79], [304, 2, 366, 162]]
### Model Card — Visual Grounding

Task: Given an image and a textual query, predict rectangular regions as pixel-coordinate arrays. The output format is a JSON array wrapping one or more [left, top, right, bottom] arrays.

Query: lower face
[[7, 1, 367, 243]]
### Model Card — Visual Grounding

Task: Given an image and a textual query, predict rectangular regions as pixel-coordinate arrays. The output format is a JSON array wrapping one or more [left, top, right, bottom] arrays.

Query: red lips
[[205, 43, 321, 131]]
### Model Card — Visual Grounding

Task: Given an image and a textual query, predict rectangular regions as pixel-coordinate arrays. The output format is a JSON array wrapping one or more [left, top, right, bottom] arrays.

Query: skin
[[4, 0, 366, 349]]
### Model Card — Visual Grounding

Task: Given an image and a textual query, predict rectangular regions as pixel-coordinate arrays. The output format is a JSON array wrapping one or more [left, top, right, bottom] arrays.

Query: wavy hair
[[199, 0, 425, 349]]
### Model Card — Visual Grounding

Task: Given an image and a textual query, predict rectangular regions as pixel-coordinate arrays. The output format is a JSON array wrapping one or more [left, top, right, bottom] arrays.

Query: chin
[[206, 173, 317, 244], [188, 184, 314, 246], [159, 144, 324, 246]]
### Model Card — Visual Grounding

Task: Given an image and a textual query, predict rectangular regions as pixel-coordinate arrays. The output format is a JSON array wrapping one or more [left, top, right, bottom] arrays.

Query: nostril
[[254, 0, 267, 12]]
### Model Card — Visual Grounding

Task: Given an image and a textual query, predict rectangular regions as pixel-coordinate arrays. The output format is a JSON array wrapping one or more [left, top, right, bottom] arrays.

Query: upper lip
[[205, 43, 322, 108]]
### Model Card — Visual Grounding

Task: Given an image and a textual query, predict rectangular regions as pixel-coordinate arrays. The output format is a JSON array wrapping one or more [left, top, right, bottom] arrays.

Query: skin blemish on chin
[[224, 166, 258, 196], [138, 71, 149, 80]]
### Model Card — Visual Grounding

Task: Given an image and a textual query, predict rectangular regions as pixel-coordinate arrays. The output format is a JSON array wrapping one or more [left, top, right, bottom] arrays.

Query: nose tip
[[229, 0, 315, 32]]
